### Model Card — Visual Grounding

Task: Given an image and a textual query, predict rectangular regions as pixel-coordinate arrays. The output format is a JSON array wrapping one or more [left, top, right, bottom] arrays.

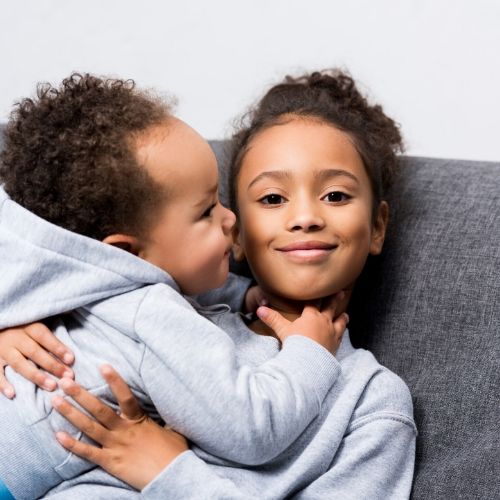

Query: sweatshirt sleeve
[[141, 451, 248, 500], [135, 285, 341, 465], [192, 272, 252, 311], [141, 414, 416, 500]]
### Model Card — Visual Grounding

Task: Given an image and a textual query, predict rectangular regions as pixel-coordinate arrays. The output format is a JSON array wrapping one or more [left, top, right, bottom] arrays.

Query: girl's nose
[[221, 205, 236, 234], [286, 202, 325, 232]]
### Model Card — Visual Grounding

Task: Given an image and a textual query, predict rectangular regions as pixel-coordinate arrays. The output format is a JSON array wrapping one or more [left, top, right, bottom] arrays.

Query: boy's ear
[[369, 201, 389, 255], [231, 225, 246, 262], [102, 234, 142, 256]]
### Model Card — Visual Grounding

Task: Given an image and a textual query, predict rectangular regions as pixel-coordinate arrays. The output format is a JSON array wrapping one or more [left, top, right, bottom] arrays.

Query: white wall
[[1, 0, 499, 161]]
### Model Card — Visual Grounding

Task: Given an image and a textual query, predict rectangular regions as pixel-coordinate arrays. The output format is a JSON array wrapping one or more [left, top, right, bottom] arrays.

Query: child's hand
[[244, 285, 269, 313], [0, 323, 74, 398], [53, 364, 188, 491], [256, 292, 348, 354]]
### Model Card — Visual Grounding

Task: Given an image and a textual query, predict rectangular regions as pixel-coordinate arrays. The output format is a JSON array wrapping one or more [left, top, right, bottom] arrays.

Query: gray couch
[[212, 141, 499, 500], [1, 127, 498, 499]]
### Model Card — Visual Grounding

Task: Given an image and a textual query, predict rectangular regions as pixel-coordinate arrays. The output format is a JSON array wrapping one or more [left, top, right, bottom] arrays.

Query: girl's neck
[[248, 291, 351, 338]]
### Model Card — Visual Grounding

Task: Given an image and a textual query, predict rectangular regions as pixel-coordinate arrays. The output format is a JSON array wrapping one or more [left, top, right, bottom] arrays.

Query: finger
[[0, 358, 15, 399], [58, 377, 122, 430], [6, 348, 57, 391], [333, 313, 349, 335], [100, 364, 145, 421], [256, 306, 290, 336], [25, 323, 75, 366], [52, 394, 109, 444], [55, 431, 105, 466], [18, 336, 74, 379]]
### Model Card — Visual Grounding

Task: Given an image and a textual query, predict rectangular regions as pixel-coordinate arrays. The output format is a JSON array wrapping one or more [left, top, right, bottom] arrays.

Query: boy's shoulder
[[84, 282, 190, 338]]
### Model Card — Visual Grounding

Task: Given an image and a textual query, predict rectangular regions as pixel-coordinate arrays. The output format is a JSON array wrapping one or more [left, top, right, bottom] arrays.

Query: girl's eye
[[322, 191, 350, 203], [259, 194, 286, 205], [201, 203, 216, 218]]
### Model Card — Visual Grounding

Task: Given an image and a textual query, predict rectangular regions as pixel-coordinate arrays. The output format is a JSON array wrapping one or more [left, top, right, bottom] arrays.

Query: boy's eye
[[322, 191, 350, 203], [201, 203, 216, 218], [259, 194, 286, 205]]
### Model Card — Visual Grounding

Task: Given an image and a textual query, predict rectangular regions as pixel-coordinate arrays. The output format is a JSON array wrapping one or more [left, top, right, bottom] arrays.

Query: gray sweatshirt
[[142, 313, 417, 499], [45, 316, 417, 499], [0, 187, 341, 499]]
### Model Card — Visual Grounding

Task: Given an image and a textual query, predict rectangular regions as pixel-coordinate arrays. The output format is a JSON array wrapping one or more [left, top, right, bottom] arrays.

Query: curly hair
[[229, 69, 404, 216], [0, 73, 172, 240]]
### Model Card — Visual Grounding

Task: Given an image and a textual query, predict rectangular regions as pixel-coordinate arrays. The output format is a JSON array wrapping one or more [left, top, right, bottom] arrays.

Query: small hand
[[53, 364, 188, 491], [256, 292, 348, 354], [0, 323, 74, 398], [244, 285, 269, 313]]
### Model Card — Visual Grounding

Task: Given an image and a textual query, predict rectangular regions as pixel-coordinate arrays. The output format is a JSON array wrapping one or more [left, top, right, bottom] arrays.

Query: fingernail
[[58, 378, 74, 390], [63, 353, 74, 364], [52, 395, 63, 408], [3, 387, 15, 399], [100, 364, 113, 376], [344, 313, 350, 324], [43, 379, 57, 391], [55, 431, 69, 444], [62, 370, 74, 379], [256, 306, 268, 319]]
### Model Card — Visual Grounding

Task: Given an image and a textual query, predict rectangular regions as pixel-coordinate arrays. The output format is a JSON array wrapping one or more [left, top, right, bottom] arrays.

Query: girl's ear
[[369, 201, 389, 255], [102, 234, 142, 256], [232, 225, 246, 262]]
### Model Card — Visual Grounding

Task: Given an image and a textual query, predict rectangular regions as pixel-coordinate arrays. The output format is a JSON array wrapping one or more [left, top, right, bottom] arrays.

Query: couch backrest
[[211, 140, 500, 500], [1, 130, 498, 499]]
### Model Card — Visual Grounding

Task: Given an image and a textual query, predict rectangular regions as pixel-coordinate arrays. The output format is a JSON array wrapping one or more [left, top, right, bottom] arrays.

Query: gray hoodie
[[0, 187, 341, 499]]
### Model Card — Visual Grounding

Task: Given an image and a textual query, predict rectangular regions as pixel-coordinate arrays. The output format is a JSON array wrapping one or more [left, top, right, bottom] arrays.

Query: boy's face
[[135, 119, 235, 295], [234, 118, 387, 303]]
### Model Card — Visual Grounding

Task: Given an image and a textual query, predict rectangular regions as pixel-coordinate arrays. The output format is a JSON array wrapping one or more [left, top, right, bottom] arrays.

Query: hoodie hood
[[0, 186, 177, 329]]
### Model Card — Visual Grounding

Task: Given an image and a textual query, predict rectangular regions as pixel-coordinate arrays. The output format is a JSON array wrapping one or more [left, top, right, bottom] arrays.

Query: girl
[[1, 70, 416, 498]]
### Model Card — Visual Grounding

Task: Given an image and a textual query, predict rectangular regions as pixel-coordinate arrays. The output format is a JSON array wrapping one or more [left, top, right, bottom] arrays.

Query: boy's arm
[[192, 272, 252, 311], [136, 285, 343, 465]]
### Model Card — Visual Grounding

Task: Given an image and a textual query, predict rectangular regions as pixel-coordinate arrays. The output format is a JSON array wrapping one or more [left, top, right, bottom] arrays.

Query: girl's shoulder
[[338, 333, 415, 430]]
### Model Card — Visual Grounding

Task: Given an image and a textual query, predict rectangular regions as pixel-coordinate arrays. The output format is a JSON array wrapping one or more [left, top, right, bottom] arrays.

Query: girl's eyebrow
[[314, 168, 360, 185], [247, 170, 292, 190], [247, 168, 359, 190]]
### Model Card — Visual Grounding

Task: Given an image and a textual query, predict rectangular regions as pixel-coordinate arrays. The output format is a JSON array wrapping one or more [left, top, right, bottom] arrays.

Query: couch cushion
[[211, 140, 499, 500]]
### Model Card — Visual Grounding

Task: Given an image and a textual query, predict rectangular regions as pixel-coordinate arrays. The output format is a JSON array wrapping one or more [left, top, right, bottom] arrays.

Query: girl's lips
[[276, 241, 337, 262], [277, 241, 337, 251]]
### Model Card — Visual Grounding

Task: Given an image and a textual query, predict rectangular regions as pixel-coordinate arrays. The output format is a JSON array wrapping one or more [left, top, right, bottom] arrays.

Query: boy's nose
[[286, 203, 325, 232], [221, 206, 236, 234]]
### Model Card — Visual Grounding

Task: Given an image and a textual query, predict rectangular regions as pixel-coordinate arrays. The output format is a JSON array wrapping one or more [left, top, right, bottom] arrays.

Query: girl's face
[[234, 118, 388, 307]]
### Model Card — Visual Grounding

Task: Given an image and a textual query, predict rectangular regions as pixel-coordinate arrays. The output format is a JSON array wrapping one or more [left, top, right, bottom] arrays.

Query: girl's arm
[[53, 366, 416, 499], [0, 323, 74, 398]]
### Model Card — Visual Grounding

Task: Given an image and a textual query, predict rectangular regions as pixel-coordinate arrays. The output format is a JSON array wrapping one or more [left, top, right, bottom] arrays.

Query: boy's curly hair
[[229, 69, 404, 215], [0, 73, 171, 240]]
